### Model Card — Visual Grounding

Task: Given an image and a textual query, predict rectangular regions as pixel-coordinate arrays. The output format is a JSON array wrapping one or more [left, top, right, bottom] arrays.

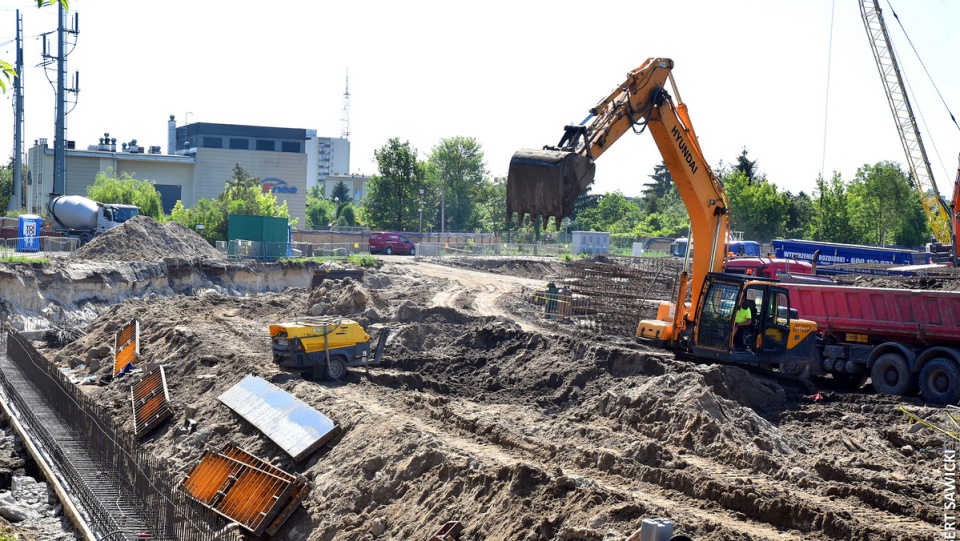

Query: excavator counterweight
[[507, 149, 595, 228]]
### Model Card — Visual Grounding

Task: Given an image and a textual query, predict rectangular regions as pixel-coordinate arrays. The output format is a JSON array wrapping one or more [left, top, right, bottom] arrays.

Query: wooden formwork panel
[[181, 443, 310, 536], [131, 366, 172, 438], [114, 320, 139, 376]]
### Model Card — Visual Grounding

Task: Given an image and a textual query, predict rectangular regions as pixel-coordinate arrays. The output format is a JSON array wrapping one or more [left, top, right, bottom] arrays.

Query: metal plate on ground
[[218, 375, 338, 461], [131, 365, 172, 438], [114, 319, 139, 376], [181, 442, 310, 536]]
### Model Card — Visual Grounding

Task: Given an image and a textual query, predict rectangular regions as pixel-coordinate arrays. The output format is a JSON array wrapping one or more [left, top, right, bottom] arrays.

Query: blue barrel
[[17, 214, 42, 252]]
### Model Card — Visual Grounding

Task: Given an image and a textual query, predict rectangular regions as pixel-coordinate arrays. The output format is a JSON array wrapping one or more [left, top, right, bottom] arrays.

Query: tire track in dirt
[[332, 373, 807, 540], [400, 260, 548, 332]]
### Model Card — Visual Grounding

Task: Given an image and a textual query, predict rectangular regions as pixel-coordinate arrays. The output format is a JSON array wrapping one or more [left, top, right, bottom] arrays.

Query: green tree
[[640, 161, 675, 213], [306, 185, 336, 229], [86, 168, 164, 219], [810, 172, 854, 243], [723, 170, 788, 241], [362, 139, 432, 231], [847, 161, 920, 245], [892, 189, 931, 247], [476, 177, 507, 234], [783, 191, 814, 239], [170, 199, 224, 245], [733, 147, 763, 184], [168, 164, 290, 242], [330, 180, 352, 204], [633, 188, 690, 238], [0, 160, 14, 212], [573, 191, 642, 234], [429, 136, 485, 231]]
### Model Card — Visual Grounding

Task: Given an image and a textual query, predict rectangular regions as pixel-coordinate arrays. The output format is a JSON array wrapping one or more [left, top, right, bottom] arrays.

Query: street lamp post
[[333, 197, 340, 231], [418, 189, 424, 237]]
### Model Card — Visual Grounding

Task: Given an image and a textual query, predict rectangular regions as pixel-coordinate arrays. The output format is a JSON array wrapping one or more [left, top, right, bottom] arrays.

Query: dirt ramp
[[74, 216, 224, 262]]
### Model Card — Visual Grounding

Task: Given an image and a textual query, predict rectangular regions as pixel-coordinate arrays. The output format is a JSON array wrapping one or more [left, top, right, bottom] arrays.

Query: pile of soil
[[73, 216, 224, 262]]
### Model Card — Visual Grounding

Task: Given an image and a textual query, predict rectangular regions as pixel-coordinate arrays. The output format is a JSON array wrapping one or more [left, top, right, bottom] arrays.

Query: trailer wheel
[[919, 358, 960, 405], [325, 357, 348, 380], [871, 353, 915, 396]]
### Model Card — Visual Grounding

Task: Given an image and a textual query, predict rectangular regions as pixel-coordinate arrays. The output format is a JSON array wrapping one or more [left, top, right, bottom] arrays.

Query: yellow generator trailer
[[270, 317, 389, 380]]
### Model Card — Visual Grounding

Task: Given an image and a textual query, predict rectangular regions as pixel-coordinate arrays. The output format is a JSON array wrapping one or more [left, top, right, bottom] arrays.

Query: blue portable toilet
[[17, 214, 42, 253]]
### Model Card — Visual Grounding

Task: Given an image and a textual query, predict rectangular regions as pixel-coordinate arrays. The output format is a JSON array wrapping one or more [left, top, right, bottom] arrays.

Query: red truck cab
[[723, 257, 831, 284]]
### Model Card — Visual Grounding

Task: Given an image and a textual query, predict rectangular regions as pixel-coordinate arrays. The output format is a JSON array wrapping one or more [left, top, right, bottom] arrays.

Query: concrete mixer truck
[[48, 195, 140, 245]]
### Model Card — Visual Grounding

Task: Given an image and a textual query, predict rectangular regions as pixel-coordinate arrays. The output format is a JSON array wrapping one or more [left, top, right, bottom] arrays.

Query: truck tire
[[919, 358, 960, 405], [325, 356, 348, 380], [386, 247, 393, 255], [871, 353, 915, 396], [409, 247, 416, 256]]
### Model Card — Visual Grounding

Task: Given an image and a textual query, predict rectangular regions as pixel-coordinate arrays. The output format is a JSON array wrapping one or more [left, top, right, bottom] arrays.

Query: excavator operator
[[734, 298, 754, 352]]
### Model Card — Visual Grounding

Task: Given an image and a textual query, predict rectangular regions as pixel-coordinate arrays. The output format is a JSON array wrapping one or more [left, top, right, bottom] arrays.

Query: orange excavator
[[507, 58, 819, 372]]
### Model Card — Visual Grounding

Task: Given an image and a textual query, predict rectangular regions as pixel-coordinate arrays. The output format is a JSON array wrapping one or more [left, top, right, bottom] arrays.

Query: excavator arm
[[507, 58, 728, 328]]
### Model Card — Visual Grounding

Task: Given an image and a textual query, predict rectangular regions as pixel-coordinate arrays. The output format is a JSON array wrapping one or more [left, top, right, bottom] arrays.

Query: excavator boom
[[507, 58, 674, 227], [507, 58, 728, 336]]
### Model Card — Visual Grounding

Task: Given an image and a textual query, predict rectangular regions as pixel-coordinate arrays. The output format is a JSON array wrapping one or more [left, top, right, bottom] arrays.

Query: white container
[[639, 518, 673, 541]]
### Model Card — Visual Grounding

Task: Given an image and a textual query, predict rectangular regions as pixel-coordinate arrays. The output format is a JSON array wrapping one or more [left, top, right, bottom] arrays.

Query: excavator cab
[[507, 123, 597, 228], [690, 274, 818, 373]]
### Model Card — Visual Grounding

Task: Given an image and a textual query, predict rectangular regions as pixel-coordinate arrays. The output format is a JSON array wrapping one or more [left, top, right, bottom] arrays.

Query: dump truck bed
[[782, 283, 960, 345]]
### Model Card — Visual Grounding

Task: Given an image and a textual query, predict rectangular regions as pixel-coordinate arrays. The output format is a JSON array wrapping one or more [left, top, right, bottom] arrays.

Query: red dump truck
[[781, 282, 960, 404]]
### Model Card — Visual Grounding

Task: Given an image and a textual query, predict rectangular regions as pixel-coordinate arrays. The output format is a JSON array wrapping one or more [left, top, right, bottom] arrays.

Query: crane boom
[[860, 0, 953, 244]]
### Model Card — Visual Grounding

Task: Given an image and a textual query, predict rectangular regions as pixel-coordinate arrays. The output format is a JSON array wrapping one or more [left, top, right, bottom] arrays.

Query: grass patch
[[348, 254, 379, 267], [0, 254, 49, 264]]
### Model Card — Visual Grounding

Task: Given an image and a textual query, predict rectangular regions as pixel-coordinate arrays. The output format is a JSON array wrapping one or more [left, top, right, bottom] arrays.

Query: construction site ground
[[0, 217, 949, 540]]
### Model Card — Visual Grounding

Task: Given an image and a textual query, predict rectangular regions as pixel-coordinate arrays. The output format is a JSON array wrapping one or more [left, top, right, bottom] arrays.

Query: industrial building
[[25, 117, 369, 228]]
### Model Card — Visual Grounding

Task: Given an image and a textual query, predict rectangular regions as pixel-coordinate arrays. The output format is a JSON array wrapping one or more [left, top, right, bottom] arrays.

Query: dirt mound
[[73, 216, 224, 262]]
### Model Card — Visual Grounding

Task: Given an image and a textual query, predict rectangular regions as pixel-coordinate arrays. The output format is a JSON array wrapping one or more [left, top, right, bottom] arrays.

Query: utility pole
[[46, 4, 78, 206], [9, 10, 23, 212]]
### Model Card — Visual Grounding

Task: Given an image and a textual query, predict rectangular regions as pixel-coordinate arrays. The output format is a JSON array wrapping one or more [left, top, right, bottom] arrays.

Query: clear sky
[[0, 0, 958, 200]]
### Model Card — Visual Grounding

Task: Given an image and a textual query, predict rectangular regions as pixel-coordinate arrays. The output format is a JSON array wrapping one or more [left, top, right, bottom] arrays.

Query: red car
[[368, 232, 416, 255]]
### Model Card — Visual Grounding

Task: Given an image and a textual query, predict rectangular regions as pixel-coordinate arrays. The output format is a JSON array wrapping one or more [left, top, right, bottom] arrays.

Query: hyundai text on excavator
[[507, 58, 819, 374]]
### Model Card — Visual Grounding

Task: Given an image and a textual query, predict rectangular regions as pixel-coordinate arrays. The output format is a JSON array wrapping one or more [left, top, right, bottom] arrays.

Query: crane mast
[[859, 0, 952, 245]]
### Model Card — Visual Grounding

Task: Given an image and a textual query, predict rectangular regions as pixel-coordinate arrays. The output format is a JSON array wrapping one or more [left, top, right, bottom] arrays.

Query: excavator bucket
[[506, 149, 595, 229]]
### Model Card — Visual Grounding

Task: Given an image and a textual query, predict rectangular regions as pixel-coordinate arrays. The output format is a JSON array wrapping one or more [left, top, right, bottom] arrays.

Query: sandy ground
[[0, 217, 946, 540], [27, 254, 944, 541]]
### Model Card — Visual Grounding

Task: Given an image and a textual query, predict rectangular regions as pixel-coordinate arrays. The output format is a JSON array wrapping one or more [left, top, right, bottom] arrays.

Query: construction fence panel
[[2, 329, 237, 541], [0, 236, 78, 255]]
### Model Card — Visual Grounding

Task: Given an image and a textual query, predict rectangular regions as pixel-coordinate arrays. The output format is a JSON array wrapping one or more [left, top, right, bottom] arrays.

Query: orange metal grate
[[130, 365, 172, 438], [181, 442, 310, 536], [114, 320, 139, 376]]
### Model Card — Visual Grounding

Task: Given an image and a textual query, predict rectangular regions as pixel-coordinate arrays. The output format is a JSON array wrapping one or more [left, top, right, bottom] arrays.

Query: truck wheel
[[919, 358, 960, 405], [409, 247, 416, 256], [871, 353, 915, 396], [386, 247, 393, 255], [325, 357, 348, 380]]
